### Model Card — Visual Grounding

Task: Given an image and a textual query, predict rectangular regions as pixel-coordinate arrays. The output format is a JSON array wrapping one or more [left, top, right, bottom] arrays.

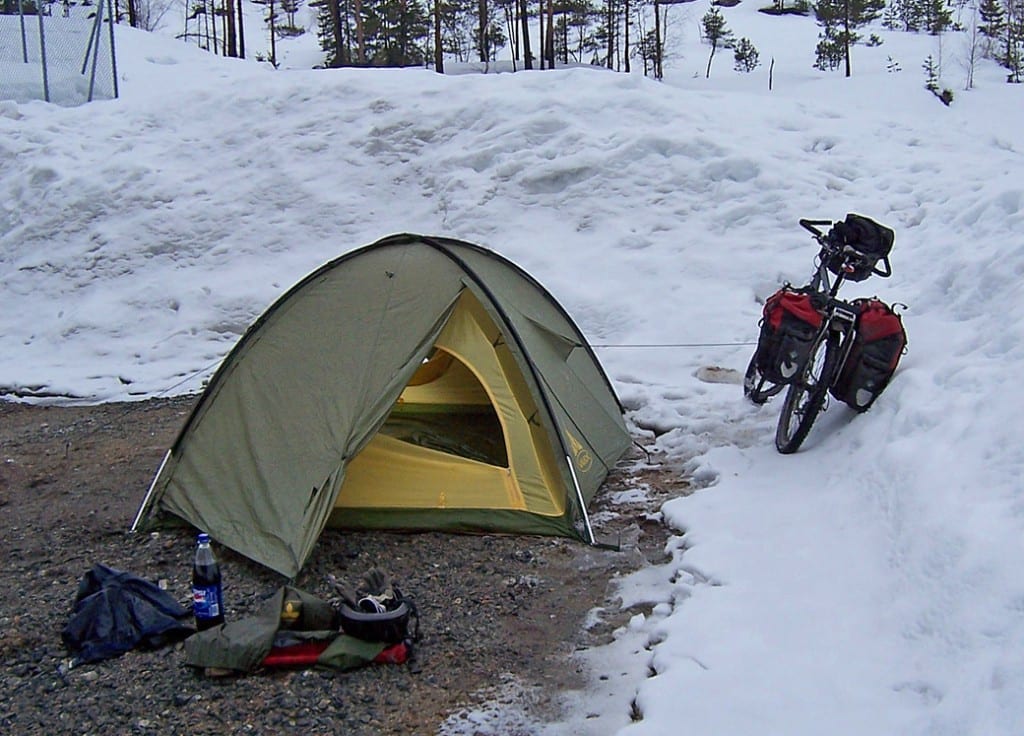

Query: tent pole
[[566, 454, 595, 545], [131, 449, 171, 531]]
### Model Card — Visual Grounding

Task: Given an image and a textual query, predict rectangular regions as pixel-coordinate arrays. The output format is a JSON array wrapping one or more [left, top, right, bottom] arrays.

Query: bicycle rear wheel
[[775, 331, 840, 454], [743, 351, 784, 405]]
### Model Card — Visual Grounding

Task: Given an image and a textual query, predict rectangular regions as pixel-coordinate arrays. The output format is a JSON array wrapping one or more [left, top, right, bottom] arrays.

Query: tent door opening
[[378, 348, 509, 468], [331, 289, 565, 519]]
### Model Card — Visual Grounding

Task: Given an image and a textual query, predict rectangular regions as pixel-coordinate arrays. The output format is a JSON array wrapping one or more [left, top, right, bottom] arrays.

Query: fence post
[[107, 0, 119, 98], [18, 0, 29, 63], [36, 1, 50, 102], [86, 0, 105, 100]]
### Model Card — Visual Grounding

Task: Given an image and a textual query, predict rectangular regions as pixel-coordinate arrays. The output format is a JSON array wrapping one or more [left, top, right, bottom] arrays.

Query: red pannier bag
[[830, 298, 907, 412], [755, 287, 823, 385]]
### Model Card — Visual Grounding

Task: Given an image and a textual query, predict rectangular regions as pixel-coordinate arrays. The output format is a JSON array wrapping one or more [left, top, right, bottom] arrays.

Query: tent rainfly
[[132, 234, 631, 577]]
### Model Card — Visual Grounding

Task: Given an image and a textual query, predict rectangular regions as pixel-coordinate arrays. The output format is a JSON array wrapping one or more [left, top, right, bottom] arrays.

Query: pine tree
[[279, 0, 306, 35], [920, 0, 953, 34], [552, 0, 598, 64], [978, 0, 1006, 57], [702, 5, 734, 78], [439, 0, 480, 62], [1005, 0, 1024, 82], [733, 36, 760, 71], [316, 0, 431, 66], [964, 0, 982, 88], [898, 0, 926, 31], [813, 0, 886, 76], [882, 1, 901, 28], [313, 0, 347, 66], [923, 53, 954, 102], [370, 0, 431, 65], [922, 53, 940, 90], [814, 25, 845, 69]]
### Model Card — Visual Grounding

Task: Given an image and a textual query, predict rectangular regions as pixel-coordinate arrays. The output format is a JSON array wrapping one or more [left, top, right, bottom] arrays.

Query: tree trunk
[[268, 0, 277, 66], [506, 5, 519, 65], [843, 0, 851, 77], [211, 0, 220, 54], [606, 0, 613, 69], [538, 0, 545, 68], [624, 0, 630, 72], [655, 0, 662, 78], [226, 0, 237, 56], [434, 0, 444, 72], [561, 5, 568, 63], [479, 0, 488, 61], [354, 0, 366, 63], [237, 0, 246, 58], [201, 1, 209, 50], [546, 0, 554, 67], [520, 0, 533, 68]]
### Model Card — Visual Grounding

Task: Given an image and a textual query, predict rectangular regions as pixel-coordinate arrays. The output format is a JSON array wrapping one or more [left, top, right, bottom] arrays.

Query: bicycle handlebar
[[799, 219, 832, 237], [800, 217, 894, 281]]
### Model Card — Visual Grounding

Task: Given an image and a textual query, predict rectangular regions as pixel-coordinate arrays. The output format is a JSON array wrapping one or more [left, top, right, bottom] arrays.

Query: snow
[[3, 4, 1024, 735]]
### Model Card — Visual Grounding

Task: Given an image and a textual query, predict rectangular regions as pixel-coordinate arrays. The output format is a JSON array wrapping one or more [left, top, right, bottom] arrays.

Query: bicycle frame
[[805, 240, 860, 379], [826, 301, 860, 372]]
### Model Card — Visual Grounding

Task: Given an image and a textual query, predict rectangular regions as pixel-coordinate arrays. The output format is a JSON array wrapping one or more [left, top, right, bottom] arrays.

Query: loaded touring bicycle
[[744, 215, 907, 454]]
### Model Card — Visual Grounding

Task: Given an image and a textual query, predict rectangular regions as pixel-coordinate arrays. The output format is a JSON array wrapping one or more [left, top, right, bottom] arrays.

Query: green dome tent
[[132, 234, 631, 578]]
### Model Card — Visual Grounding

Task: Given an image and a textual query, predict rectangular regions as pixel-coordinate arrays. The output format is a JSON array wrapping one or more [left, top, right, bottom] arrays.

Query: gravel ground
[[0, 396, 688, 735]]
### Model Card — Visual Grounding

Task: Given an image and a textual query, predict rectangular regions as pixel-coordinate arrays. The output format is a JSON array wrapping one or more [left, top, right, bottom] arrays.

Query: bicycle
[[743, 215, 899, 454]]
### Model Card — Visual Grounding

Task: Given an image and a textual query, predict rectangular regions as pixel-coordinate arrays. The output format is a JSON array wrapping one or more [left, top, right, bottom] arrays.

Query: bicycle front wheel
[[775, 331, 840, 454]]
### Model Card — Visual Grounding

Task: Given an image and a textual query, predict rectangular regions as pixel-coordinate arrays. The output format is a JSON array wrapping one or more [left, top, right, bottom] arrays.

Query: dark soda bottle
[[191, 533, 224, 630]]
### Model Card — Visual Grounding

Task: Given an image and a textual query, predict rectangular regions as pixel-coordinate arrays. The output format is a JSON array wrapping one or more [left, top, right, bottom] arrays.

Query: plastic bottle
[[191, 533, 224, 630]]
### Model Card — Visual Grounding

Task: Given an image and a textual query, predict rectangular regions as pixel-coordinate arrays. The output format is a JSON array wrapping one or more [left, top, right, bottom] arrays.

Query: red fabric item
[[856, 299, 905, 342], [262, 641, 330, 668], [373, 641, 410, 665], [764, 290, 823, 330], [262, 640, 409, 668]]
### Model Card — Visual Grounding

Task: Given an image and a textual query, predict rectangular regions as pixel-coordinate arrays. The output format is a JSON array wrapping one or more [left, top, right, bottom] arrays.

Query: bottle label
[[192, 584, 221, 619]]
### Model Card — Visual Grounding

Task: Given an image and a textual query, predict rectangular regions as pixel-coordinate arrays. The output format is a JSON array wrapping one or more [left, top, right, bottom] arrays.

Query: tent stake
[[566, 454, 595, 545], [131, 449, 171, 531]]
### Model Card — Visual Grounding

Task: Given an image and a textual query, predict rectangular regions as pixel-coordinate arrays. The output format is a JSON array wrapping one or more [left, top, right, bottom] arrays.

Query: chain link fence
[[1, 0, 118, 106]]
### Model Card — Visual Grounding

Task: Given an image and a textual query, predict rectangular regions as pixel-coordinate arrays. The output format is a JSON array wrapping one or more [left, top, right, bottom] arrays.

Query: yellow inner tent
[[335, 291, 565, 515]]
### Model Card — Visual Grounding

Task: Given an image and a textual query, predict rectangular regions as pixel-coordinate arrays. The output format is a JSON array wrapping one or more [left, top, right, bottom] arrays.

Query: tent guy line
[[591, 341, 757, 348]]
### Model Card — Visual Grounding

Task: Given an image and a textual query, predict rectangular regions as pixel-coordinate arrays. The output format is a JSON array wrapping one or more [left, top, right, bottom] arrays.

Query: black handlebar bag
[[826, 214, 895, 281]]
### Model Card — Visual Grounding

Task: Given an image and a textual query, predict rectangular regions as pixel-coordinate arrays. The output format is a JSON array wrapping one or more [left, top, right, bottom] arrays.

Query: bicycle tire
[[775, 331, 840, 454], [743, 351, 784, 405]]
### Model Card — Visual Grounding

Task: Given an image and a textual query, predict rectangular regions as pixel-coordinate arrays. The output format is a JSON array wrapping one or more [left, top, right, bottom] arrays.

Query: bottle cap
[[198, 533, 210, 544]]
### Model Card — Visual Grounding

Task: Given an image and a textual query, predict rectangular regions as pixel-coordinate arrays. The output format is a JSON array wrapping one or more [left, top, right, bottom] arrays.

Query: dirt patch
[[0, 397, 688, 735]]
